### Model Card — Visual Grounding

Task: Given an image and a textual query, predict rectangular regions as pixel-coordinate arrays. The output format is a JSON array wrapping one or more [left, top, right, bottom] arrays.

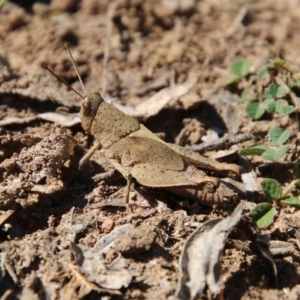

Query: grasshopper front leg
[[79, 141, 101, 170]]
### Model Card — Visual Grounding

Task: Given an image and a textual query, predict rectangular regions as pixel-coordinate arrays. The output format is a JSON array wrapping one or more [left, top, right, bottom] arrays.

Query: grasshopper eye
[[82, 97, 91, 115]]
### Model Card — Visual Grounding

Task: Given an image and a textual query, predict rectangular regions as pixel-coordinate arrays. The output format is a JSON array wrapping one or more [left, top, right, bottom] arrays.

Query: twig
[[186, 133, 252, 153], [224, 5, 248, 38]]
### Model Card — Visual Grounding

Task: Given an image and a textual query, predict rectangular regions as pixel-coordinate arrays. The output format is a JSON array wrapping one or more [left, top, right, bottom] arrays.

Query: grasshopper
[[44, 45, 242, 209]]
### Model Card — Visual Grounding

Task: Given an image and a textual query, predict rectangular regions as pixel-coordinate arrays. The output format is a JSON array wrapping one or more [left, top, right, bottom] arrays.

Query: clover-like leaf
[[250, 203, 277, 229], [231, 59, 251, 77], [267, 84, 286, 99], [256, 69, 269, 80], [239, 145, 269, 156], [241, 88, 257, 102], [223, 74, 241, 86], [268, 127, 290, 146], [245, 102, 265, 119], [261, 145, 289, 161], [280, 105, 295, 115], [260, 179, 282, 200], [275, 99, 288, 113], [262, 98, 276, 113], [281, 197, 300, 208], [267, 58, 288, 70]]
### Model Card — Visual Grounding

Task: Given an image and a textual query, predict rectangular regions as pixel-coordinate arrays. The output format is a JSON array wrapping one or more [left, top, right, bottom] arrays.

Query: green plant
[[240, 127, 290, 161], [224, 57, 299, 120], [223, 57, 300, 229], [245, 83, 295, 119], [250, 179, 300, 228], [223, 59, 251, 86]]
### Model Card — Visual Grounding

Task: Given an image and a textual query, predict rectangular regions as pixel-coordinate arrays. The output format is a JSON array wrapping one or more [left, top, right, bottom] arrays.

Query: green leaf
[[245, 102, 265, 119], [280, 105, 295, 115], [241, 88, 257, 102], [267, 58, 288, 70], [231, 59, 251, 77], [260, 179, 282, 200], [223, 74, 241, 86], [281, 197, 300, 208], [250, 203, 277, 229], [275, 99, 288, 113], [276, 87, 286, 98], [264, 90, 274, 100], [257, 69, 269, 80], [262, 98, 276, 113], [239, 145, 269, 156], [268, 127, 290, 146], [261, 145, 289, 161], [267, 84, 286, 98]]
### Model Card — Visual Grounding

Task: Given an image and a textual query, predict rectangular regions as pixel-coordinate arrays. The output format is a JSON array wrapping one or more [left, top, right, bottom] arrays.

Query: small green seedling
[[267, 57, 289, 71], [245, 83, 295, 119], [223, 59, 251, 86], [240, 127, 290, 161], [250, 178, 300, 229], [224, 57, 298, 120]]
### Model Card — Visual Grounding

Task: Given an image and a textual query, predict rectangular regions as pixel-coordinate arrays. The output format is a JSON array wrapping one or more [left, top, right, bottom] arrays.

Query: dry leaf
[[239, 156, 259, 194], [175, 202, 244, 300], [112, 81, 195, 120], [269, 240, 294, 256], [69, 224, 135, 290]]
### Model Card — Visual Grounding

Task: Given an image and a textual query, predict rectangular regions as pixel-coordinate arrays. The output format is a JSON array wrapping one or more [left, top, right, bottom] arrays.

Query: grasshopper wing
[[131, 163, 217, 188]]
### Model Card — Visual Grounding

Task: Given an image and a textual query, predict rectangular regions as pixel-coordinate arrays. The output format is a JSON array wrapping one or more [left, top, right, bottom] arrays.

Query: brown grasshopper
[[44, 45, 242, 209]]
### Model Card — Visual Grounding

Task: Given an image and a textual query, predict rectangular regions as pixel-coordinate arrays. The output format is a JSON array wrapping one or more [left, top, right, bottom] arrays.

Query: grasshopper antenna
[[64, 43, 87, 94], [42, 64, 84, 100]]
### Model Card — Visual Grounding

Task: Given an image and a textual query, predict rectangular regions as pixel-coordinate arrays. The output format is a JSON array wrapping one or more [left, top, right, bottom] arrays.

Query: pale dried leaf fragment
[[112, 81, 195, 119], [269, 240, 294, 256], [175, 202, 244, 300], [58, 263, 118, 300], [0, 209, 15, 226], [294, 230, 300, 250], [69, 224, 134, 290], [93, 223, 134, 255], [38, 112, 80, 127], [0, 112, 80, 127], [0, 116, 38, 126], [239, 156, 259, 193]]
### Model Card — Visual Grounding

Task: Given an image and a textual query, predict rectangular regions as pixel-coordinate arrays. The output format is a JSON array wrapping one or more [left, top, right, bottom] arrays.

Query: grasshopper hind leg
[[125, 174, 133, 212], [109, 159, 134, 212]]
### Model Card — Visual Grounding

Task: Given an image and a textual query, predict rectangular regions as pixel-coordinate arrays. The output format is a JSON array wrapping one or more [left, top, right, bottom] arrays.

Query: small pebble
[[101, 219, 115, 234]]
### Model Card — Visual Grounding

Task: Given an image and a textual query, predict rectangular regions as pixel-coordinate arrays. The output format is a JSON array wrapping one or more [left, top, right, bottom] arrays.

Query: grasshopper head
[[80, 91, 104, 133], [43, 45, 106, 134]]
